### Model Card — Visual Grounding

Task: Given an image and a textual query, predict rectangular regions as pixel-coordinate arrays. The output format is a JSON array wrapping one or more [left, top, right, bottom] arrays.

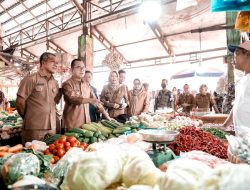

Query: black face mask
[[161, 84, 166, 88]]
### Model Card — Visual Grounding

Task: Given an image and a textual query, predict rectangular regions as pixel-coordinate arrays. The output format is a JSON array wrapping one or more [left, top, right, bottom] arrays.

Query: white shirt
[[233, 73, 250, 135]]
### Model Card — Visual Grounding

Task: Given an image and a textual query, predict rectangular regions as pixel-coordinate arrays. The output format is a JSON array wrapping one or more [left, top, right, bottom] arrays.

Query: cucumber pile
[[64, 120, 141, 144]]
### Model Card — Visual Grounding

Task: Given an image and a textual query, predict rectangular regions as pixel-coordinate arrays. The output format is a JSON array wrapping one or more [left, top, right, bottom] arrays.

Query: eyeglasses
[[74, 66, 85, 70]]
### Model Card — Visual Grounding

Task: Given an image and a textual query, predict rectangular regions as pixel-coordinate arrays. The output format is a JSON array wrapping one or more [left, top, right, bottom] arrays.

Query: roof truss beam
[[21, 48, 38, 61], [148, 22, 173, 56], [91, 25, 128, 64], [47, 40, 69, 54]]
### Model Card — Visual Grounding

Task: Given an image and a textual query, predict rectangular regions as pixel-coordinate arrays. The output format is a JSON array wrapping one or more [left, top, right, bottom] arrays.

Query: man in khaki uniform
[[16, 52, 61, 144], [193, 84, 219, 113], [154, 79, 174, 111], [175, 84, 194, 114], [62, 59, 99, 130]]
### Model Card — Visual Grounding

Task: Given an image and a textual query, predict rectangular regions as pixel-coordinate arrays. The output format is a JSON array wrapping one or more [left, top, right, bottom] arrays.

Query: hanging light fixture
[[139, 0, 162, 23]]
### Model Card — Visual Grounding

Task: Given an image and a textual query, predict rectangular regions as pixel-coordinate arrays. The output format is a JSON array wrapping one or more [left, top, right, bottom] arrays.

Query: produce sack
[[200, 164, 250, 190], [235, 11, 250, 32], [1, 153, 40, 185], [211, 0, 250, 12]]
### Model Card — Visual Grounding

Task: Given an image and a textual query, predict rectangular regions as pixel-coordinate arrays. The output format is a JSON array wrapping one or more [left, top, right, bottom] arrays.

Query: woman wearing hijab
[[100, 71, 129, 118], [128, 79, 149, 116]]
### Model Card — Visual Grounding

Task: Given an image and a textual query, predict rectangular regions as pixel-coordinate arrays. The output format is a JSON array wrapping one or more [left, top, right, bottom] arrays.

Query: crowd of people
[[12, 51, 236, 144], [3, 40, 250, 165], [11, 40, 249, 146]]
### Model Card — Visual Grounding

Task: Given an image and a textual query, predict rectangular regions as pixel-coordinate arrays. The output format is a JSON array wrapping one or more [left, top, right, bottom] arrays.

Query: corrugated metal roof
[[1, 0, 18, 10], [8, 4, 26, 17]]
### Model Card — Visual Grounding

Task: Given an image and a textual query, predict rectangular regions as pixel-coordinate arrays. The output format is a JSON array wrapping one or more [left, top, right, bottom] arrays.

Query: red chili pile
[[168, 126, 228, 159]]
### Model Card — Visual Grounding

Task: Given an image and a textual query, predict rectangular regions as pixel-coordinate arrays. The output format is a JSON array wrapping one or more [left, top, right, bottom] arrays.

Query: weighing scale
[[139, 129, 178, 167], [145, 140, 176, 167]]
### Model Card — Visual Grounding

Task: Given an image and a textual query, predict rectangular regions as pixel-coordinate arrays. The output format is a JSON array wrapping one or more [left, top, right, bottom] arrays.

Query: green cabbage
[[1, 153, 40, 185]]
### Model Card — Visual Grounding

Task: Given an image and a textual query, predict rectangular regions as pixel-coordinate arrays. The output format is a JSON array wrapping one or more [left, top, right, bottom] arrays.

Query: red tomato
[[75, 140, 80, 146], [67, 136, 77, 143], [70, 142, 78, 147], [65, 146, 71, 152], [57, 148, 65, 158], [79, 144, 86, 151], [56, 143, 64, 149], [59, 136, 67, 143], [81, 142, 88, 147], [64, 142, 71, 147], [49, 144, 56, 152], [50, 158, 55, 164], [53, 156, 60, 162], [52, 149, 58, 155], [44, 149, 51, 155]]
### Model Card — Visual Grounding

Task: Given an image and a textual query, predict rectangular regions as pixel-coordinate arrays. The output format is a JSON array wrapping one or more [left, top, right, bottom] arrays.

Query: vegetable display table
[[200, 114, 228, 124]]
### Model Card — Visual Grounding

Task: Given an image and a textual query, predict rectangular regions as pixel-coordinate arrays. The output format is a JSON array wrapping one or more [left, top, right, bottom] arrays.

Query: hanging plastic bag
[[235, 11, 250, 32], [211, 0, 250, 12], [226, 126, 250, 164]]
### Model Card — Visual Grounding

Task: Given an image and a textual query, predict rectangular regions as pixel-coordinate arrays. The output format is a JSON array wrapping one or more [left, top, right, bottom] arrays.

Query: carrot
[[0, 152, 11, 157], [0, 146, 9, 152], [7, 144, 23, 153]]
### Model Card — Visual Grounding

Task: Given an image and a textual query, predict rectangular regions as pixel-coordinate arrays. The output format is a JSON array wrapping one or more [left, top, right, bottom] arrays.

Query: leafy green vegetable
[[203, 128, 228, 139], [22, 149, 52, 178], [2, 153, 40, 185]]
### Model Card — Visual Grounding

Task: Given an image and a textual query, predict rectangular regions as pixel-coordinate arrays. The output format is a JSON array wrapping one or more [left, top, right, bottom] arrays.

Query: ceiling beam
[[148, 22, 173, 56], [70, 0, 85, 13], [48, 40, 69, 54], [91, 25, 128, 64], [21, 48, 38, 60], [46, 1, 63, 22]]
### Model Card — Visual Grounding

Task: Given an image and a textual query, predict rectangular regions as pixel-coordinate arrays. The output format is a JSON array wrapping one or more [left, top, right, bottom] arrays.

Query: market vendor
[[193, 84, 219, 113], [16, 52, 61, 144], [222, 42, 250, 134], [154, 79, 174, 111], [128, 78, 149, 116], [100, 71, 129, 118], [175, 84, 194, 114], [62, 59, 100, 130]]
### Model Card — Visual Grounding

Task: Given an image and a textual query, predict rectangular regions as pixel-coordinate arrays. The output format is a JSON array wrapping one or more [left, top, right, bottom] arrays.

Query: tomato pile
[[168, 126, 228, 159], [43, 136, 88, 164]]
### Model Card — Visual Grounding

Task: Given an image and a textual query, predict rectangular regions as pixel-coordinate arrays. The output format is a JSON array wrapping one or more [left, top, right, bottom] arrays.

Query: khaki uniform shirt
[[154, 89, 173, 110], [176, 93, 195, 113], [16, 70, 60, 131], [62, 77, 94, 129], [194, 93, 216, 111], [128, 90, 149, 116], [100, 84, 128, 118]]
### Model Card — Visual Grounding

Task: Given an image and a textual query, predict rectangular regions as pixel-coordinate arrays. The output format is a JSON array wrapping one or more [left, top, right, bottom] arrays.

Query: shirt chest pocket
[[33, 84, 45, 98], [71, 89, 81, 97]]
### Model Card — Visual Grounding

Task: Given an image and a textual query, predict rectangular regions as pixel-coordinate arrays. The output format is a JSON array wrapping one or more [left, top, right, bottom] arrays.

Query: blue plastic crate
[[211, 0, 250, 12]]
